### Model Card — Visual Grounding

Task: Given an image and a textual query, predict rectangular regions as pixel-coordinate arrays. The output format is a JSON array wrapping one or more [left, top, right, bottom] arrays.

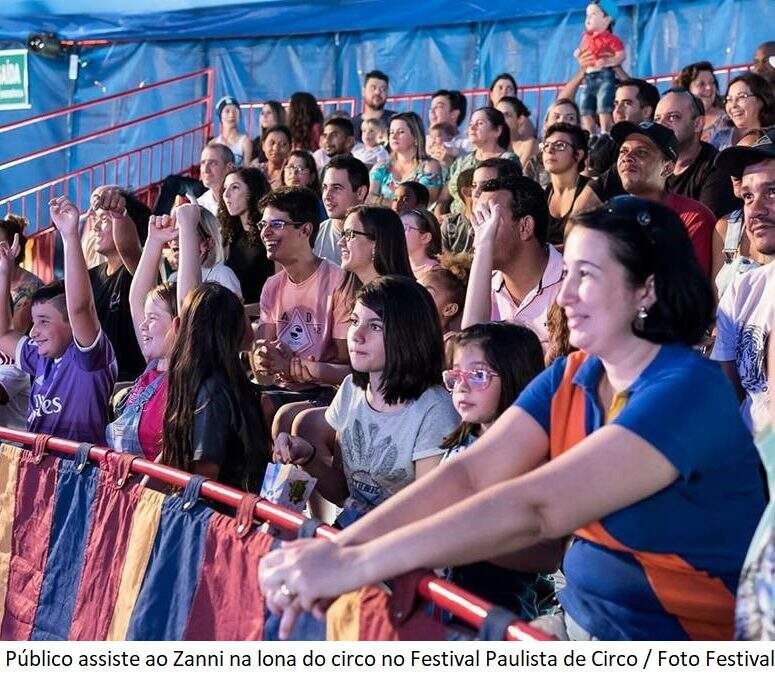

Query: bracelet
[[296, 443, 317, 467]]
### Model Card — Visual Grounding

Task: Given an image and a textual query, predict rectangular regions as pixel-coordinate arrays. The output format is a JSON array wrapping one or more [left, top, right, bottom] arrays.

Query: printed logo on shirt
[[736, 325, 769, 393], [28, 393, 63, 422], [277, 307, 324, 352], [341, 419, 409, 509]]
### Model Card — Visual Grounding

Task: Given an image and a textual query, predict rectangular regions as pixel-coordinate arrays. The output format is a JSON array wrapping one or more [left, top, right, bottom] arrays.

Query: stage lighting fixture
[[27, 33, 64, 59]]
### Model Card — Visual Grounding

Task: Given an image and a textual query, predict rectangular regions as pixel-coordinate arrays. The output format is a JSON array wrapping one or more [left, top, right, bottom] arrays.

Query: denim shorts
[[580, 68, 617, 116]]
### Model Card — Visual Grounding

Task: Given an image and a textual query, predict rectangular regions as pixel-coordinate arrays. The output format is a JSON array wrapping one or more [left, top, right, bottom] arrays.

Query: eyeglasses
[[258, 219, 304, 232], [284, 166, 310, 174], [724, 92, 757, 107], [442, 368, 500, 392], [540, 140, 575, 153], [341, 228, 374, 242]]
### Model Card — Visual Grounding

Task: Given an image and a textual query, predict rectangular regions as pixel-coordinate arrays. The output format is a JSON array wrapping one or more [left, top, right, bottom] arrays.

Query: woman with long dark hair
[[163, 281, 270, 492], [219, 167, 273, 303], [337, 205, 414, 302], [272, 275, 459, 528], [288, 92, 324, 152], [542, 122, 590, 245]]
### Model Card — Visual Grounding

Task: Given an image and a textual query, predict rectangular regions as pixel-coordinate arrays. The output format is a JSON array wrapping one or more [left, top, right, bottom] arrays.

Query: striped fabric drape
[[0, 444, 471, 641]]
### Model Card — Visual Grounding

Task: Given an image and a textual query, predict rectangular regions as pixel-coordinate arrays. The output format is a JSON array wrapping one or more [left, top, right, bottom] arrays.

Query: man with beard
[[313, 117, 356, 172], [655, 88, 738, 218], [713, 132, 775, 435], [352, 70, 396, 142]]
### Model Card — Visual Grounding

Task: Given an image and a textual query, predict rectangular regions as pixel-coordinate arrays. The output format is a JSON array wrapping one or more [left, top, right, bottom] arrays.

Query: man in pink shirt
[[252, 187, 349, 430], [461, 176, 563, 350]]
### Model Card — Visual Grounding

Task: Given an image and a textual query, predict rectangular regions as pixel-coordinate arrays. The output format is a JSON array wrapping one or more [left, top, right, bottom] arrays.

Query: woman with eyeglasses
[[272, 275, 459, 529], [260, 197, 765, 641], [542, 123, 590, 245], [219, 167, 273, 303], [282, 150, 321, 195], [675, 61, 727, 143], [338, 205, 414, 294], [399, 208, 442, 276], [710, 73, 775, 151]]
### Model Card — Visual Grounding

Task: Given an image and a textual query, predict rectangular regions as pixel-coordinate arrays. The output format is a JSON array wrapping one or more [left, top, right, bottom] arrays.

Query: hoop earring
[[634, 306, 648, 331]]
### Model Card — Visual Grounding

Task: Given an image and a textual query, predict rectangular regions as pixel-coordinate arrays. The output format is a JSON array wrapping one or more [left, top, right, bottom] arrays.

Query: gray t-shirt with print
[[326, 375, 459, 526]]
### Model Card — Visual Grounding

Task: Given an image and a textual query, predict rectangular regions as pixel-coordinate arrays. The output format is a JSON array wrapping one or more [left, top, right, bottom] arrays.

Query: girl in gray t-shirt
[[272, 275, 459, 526]]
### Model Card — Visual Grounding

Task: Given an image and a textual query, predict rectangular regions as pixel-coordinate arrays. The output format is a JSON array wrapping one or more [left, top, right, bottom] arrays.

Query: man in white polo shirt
[[462, 175, 564, 349]]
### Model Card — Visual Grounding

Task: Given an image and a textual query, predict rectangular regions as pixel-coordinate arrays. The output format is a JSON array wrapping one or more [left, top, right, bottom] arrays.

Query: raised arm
[[129, 214, 178, 349], [461, 200, 500, 328], [50, 196, 101, 348], [0, 235, 26, 356], [241, 136, 253, 166], [91, 187, 142, 274], [174, 203, 203, 309]]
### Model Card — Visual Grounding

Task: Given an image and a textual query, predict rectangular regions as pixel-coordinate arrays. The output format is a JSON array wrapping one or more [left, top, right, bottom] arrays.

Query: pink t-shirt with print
[[259, 258, 349, 361]]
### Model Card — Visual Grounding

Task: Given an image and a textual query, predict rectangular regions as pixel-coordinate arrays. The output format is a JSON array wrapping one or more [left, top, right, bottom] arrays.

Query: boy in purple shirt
[[0, 196, 117, 444]]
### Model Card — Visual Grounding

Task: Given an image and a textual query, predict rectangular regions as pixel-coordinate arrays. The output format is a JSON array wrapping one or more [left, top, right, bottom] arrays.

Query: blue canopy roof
[[1, 0, 645, 41]]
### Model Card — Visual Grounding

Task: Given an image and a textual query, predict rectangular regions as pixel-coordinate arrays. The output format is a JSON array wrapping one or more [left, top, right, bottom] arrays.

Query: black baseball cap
[[715, 130, 775, 177], [610, 121, 679, 162]]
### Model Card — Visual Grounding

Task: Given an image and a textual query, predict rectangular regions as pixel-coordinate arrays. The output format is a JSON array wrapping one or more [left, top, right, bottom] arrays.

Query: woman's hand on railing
[[259, 537, 362, 639]]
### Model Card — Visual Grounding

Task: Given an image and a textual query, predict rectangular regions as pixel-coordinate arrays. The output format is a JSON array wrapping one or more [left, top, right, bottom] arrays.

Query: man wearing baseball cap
[[711, 131, 775, 436], [601, 120, 716, 274]]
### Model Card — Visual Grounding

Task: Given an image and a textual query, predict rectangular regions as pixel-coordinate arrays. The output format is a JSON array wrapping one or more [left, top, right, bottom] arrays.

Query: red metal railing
[[386, 62, 753, 128], [0, 68, 214, 234], [0, 427, 551, 641], [0, 68, 213, 137], [241, 97, 358, 139]]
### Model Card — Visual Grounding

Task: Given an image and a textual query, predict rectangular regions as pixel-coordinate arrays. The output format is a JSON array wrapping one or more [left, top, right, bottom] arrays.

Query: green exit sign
[[0, 49, 30, 111]]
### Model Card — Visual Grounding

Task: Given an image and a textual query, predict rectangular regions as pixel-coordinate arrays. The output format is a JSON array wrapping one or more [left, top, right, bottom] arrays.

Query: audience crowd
[[2, 36, 775, 641]]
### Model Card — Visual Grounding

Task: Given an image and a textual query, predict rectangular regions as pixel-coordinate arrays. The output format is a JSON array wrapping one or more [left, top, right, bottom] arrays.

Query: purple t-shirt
[[15, 331, 118, 444]]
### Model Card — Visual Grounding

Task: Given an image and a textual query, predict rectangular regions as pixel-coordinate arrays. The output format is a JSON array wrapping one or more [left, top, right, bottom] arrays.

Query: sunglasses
[[442, 368, 500, 392]]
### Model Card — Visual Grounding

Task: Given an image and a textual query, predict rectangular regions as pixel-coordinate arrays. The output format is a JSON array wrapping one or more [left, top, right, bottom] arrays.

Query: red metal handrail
[[0, 68, 213, 136], [2, 125, 209, 230], [240, 97, 358, 138], [385, 62, 753, 123], [0, 426, 552, 641], [0, 98, 208, 173]]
